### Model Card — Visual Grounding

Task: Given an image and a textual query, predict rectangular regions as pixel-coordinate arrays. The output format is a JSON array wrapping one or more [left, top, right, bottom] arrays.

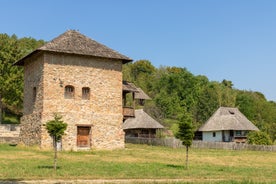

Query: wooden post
[[123, 92, 127, 107], [132, 92, 135, 117]]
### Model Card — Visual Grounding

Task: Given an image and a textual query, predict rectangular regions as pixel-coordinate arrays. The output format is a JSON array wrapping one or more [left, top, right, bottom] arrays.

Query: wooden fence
[[125, 137, 276, 152]]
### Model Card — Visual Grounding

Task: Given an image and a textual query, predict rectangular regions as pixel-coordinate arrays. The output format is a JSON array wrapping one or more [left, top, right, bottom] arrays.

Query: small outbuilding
[[198, 107, 259, 143], [123, 109, 164, 138]]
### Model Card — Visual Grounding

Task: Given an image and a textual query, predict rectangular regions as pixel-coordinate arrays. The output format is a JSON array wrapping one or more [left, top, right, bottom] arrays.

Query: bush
[[247, 131, 273, 145]]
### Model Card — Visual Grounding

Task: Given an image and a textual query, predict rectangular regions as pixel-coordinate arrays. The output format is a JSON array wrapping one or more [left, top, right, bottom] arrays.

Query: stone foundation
[[19, 113, 42, 146]]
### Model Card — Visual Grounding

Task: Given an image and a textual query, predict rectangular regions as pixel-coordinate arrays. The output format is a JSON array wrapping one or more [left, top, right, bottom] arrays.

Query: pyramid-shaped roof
[[15, 30, 132, 65], [198, 107, 259, 131], [123, 109, 164, 130]]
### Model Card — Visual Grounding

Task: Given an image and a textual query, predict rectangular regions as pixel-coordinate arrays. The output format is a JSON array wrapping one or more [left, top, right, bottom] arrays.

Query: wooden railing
[[123, 107, 135, 118]]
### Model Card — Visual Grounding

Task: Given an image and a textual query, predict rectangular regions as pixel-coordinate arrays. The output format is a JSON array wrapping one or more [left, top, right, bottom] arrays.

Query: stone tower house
[[15, 30, 132, 150]]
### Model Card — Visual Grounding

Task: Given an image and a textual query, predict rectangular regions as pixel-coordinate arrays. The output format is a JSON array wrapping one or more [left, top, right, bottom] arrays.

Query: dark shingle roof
[[15, 30, 132, 65], [198, 107, 259, 131], [123, 81, 139, 92], [123, 109, 164, 130], [123, 81, 151, 100], [135, 88, 151, 100]]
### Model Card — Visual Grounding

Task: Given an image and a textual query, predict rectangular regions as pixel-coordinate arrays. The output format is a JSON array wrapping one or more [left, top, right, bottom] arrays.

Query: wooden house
[[198, 107, 259, 143]]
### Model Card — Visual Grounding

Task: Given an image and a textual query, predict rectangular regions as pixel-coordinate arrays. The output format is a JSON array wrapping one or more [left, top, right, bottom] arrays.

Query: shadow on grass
[[38, 165, 61, 169], [166, 164, 185, 169]]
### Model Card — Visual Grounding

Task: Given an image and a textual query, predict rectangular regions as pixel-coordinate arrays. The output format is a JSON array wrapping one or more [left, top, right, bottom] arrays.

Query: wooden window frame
[[64, 85, 75, 99], [82, 87, 90, 100]]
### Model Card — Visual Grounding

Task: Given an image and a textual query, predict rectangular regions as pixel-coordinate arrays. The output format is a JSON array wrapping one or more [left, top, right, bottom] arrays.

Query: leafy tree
[[0, 33, 44, 123], [123, 60, 155, 91], [130, 60, 155, 81], [221, 79, 233, 88], [247, 131, 272, 145], [195, 82, 220, 125], [0, 34, 22, 122], [45, 114, 67, 170], [176, 113, 194, 169]]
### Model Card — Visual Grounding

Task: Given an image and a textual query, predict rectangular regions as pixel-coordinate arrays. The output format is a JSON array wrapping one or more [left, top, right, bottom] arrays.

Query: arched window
[[64, 85, 75, 99], [82, 87, 90, 100]]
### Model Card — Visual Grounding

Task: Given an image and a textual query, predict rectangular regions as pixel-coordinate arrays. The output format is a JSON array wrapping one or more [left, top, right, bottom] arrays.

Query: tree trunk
[[54, 137, 57, 171], [185, 145, 189, 169]]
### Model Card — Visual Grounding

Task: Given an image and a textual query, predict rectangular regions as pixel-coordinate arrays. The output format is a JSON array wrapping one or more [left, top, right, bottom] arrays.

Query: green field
[[0, 143, 275, 183]]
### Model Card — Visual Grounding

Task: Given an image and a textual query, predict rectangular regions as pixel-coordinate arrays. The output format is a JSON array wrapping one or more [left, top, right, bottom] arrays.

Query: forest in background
[[123, 60, 276, 143], [0, 33, 275, 143], [0, 33, 44, 124]]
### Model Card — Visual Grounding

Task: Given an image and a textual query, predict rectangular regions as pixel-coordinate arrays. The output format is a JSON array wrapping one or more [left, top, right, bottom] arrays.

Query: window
[[236, 130, 242, 136], [33, 87, 37, 103], [65, 85, 75, 99], [213, 132, 216, 137], [82, 87, 90, 100]]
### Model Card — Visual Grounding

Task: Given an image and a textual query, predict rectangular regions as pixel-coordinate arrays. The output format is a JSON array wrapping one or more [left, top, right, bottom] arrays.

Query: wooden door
[[77, 127, 90, 147]]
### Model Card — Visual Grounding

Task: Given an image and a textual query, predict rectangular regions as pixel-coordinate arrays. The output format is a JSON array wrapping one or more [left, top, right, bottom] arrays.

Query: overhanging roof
[[15, 30, 132, 65], [198, 107, 259, 131], [123, 109, 164, 130]]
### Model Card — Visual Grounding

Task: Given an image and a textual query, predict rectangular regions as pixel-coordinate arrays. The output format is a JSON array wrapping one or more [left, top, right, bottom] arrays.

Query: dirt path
[[3, 178, 223, 184]]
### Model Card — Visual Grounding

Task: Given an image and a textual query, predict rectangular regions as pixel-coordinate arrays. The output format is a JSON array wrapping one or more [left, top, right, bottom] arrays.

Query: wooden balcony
[[234, 136, 247, 143], [123, 107, 135, 118]]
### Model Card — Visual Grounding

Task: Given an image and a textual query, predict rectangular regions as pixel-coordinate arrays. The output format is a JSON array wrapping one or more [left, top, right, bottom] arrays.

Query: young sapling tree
[[45, 113, 67, 170]]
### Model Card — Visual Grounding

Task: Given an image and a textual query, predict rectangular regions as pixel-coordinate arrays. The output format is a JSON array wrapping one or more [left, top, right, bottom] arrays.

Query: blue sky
[[1, 0, 276, 101]]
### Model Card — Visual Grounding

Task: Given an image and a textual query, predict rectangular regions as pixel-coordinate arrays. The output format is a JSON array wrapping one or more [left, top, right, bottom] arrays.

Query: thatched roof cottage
[[123, 109, 164, 138], [198, 107, 259, 143]]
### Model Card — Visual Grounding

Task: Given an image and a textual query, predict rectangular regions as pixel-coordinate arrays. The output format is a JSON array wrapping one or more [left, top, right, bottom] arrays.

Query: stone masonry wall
[[40, 53, 124, 150], [19, 53, 44, 146], [22, 53, 44, 115], [19, 113, 42, 146]]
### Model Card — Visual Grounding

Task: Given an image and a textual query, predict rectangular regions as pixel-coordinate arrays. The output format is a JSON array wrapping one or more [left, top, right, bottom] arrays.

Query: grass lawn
[[0, 143, 275, 183]]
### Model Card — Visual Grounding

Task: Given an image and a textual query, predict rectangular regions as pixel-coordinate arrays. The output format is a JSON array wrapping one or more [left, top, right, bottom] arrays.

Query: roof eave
[[14, 49, 133, 66], [13, 50, 41, 66]]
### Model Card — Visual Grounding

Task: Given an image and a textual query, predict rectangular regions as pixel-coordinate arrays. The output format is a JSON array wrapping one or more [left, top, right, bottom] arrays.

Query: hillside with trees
[[123, 60, 276, 143], [0, 34, 275, 143]]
